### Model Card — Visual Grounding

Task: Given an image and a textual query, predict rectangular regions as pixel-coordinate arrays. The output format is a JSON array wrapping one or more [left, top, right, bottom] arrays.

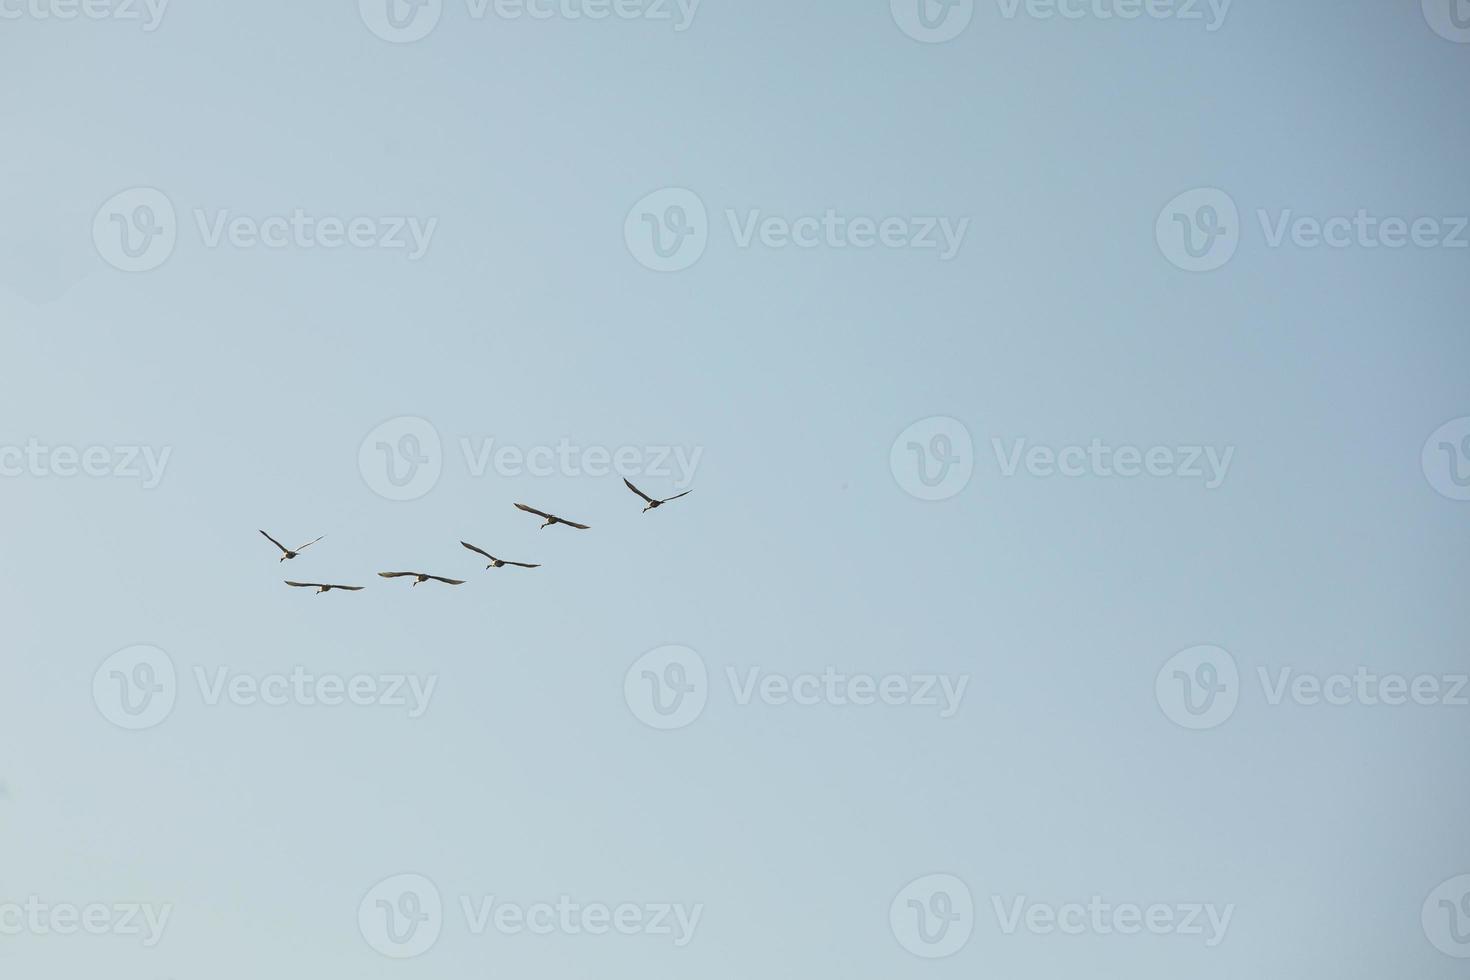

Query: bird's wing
[[428, 576, 466, 585], [663, 489, 693, 502], [623, 478, 655, 503], [284, 581, 320, 588], [332, 585, 365, 591], [561, 519, 591, 530], [295, 535, 325, 552], [515, 503, 553, 520], [460, 541, 494, 561], [259, 529, 290, 554], [378, 572, 414, 578], [505, 561, 541, 568]]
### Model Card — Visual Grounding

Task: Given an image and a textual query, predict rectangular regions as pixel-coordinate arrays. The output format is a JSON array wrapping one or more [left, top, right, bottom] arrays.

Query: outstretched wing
[[295, 535, 325, 552], [427, 575, 466, 585], [623, 478, 655, 503], [329, 585, 365, 591], [662, 489, 692, 503], [515, 502, 553, 520], [378, 572, 415, 579], [260, 529, 291, 554], [460, 541, 494, 561], [504, 561, 541, 568], [284, 581, 320, 588]]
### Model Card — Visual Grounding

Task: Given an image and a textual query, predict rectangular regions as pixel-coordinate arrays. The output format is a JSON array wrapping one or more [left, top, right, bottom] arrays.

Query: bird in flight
[[260, 530, 324, 562], [285, 581, 364, 594], [623, 478, 692, 513], [460, 541, 540, 569], [514, 503, 590, 530], [378, 572, 466, 587]]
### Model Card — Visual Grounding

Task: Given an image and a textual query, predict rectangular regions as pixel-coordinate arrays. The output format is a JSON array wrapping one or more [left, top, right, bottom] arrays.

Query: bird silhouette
[[514, 503, 590, 530], [260, 530, 324, 561], [460, 541, 540, 569], [285, 581, 364, 594], [623, 478, 692, 513], [378, 572, 466, 587]]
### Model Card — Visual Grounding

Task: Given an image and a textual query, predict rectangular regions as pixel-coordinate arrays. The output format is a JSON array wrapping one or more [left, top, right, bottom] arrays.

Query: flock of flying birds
[[261, 479, 693, 594]]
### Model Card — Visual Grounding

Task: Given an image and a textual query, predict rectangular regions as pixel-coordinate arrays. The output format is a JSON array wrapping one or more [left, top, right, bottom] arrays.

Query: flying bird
[[514, 503, 590, 530], [285, 581, 364, 594], [460, 541, 540, 569], [378, 572, 466, 587], [623, 478, 692, 513], [260, 529, 324, 561]]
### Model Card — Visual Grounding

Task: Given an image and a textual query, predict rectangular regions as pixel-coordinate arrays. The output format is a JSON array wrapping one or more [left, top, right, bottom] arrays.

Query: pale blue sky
[[1, 1, 1468, 978]]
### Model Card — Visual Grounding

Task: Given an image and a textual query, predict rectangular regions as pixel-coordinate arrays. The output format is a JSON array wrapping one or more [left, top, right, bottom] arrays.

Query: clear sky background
[[1, 1, 1468, 977]]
